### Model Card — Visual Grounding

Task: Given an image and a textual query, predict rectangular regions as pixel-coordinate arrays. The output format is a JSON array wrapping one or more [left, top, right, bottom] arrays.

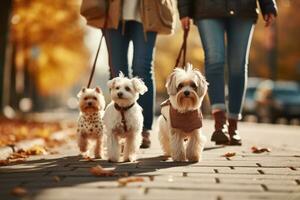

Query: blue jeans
[[196, 18, 255, 120], [104, 21, 157, 130]]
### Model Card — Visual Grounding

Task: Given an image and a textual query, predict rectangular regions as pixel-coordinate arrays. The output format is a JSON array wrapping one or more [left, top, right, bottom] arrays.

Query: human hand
[[181, 17, 191, 30], [264, 13, 276, 27]]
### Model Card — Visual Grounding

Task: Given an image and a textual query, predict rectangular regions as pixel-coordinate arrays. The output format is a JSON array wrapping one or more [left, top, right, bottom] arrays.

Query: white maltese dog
[[77, 87, 105, 158], [104, 73, 148, 162], [158, 63, 208, 162]]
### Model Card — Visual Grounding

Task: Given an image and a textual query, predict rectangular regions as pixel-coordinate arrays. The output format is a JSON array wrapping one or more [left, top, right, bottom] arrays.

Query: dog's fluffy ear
[[95, 86, 102, 93], [166, 72, 177, 95], [132, 78, 148, 95], [194, 70, 209, 97], [77, 87, 86, 98], [107, 78, 116, 89]]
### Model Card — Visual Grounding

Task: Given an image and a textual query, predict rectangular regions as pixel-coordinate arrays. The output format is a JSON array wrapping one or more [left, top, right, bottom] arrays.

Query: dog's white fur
[[104, 73, 147, 162], [158, 63, 208, 162], [77, 87, 105, 158]]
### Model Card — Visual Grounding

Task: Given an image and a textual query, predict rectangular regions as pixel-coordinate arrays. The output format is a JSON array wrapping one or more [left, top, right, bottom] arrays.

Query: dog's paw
[[171, 153, 186, 162], [124, 154, 137, 162], [186, 154, 200, 162], [108, 157, 119, 163]]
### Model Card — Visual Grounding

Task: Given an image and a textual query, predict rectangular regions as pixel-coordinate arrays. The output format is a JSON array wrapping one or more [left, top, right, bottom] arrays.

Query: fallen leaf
[[89, 165, 115, 176], [26, 145, 47, 155], [251, 146, 271, 153], [0, 159, 9, 166], [83, 156, 95, 162], [148, 175, 155, 181], [53, 176, 61, 182], [222, 152, 236, 157], [118, 176, 144, 187], [10, 187, 27, 197], [9, 151, 28, 160], [46, 139, 65, 148]]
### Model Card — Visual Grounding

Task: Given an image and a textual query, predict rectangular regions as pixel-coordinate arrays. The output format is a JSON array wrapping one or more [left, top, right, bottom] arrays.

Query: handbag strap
[[174, 27, 190, 69], [86, 12, 109, 88]]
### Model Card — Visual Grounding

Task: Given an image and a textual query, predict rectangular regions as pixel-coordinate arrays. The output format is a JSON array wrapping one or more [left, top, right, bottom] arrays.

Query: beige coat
[[86, 0, 175, 35]]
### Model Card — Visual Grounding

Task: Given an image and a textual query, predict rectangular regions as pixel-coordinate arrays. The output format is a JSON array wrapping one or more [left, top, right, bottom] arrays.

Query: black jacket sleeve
[[258, 0, 278, 16], [177, 0, 192, 19]]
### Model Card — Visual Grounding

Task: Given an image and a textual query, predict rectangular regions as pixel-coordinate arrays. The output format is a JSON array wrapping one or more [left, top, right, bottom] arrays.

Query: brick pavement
[[0, 120, 300, 200]]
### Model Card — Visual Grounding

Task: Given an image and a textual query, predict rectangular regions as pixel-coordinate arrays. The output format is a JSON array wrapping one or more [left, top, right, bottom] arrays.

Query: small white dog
[[104, 73, 148, 162], [77, 87, 105, 158], [158, 63, 208, 162]]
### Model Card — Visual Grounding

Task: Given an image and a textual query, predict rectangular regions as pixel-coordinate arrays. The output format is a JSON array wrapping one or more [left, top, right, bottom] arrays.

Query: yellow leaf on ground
[[26, 145, 47, 155]]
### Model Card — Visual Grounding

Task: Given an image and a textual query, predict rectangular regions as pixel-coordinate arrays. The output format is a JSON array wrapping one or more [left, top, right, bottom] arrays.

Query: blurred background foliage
[[10, 0, 89, 96]]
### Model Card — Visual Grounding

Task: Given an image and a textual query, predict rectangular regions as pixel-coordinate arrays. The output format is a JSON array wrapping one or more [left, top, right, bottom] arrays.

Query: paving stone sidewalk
[[1, 120, 300, 200]]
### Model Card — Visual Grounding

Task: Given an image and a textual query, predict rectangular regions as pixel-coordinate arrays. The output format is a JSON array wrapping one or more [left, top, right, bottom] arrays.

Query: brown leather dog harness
[[114, 103, 135, 132], [161, 100, 203, 132]]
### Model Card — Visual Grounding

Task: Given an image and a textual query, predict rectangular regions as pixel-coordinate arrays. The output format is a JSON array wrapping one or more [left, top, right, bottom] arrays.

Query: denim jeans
[[104, 21, 157, 130], [196, 18, 255, 120]]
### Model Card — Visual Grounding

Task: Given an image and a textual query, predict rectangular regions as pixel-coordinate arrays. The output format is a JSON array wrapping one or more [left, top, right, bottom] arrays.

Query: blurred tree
[[0, 0, 13, 115], [4, 0, 90, 112], [250, 0, 300, 81]]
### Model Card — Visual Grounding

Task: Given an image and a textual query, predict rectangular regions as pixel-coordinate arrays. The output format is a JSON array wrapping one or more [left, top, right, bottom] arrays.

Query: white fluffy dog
[[104, 73, 148, 162], [77, 87, 105, 158], [158, 63, 208, 162]]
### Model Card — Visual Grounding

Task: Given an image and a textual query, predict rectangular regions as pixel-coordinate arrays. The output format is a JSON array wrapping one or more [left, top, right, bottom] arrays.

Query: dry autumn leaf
[[222, 152, 236, 157], [251, 146, 271, 153], [83, 156, 95, 162], [9, 151, 28, 160], [10, 187, 28, 197], [53, 176, 61, 182], [0, 159, 9, 166], [118, 177, 145, 187], [26, 146, 47, 155], [89, 165, 115, 177]]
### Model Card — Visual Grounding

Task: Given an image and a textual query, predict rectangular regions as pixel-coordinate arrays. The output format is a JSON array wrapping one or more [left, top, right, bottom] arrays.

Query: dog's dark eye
[[178, 83, 183, 89], [190, 82, 197, 89], [84, 97, 88, 100], [116, 86, 120, 90], [125, 86, 131, 92], [93, 97, 97, 100]]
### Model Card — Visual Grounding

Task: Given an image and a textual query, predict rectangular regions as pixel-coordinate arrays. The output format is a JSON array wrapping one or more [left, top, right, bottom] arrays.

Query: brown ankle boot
[[228, 119, 242, 146], [211, 111, 229, 145], [140, 129, 151, 149]]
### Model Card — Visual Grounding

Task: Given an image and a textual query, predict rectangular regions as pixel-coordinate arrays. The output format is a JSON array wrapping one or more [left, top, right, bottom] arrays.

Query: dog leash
[[114, 103, 135, 132], [174, 27, 190, 69], [86, 11, 111, 88]]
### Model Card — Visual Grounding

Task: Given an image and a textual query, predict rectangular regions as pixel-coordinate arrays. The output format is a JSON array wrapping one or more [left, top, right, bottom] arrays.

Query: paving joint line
[[261, 184, 268, 191], [257, 169, 265, 174]]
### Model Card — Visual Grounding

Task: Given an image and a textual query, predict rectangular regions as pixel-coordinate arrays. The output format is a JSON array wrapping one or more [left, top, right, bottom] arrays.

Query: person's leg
[[103, 23, 130, 78], [196, 19, 229, 145], [129, 21, 157, 148], [226, 18, 255, 145]]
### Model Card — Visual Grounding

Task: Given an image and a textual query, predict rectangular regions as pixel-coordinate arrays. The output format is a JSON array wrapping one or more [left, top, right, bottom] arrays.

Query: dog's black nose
[[88, 102, 92, 106], [117, 92, 123, 98], [184, 90, 190, 96]]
